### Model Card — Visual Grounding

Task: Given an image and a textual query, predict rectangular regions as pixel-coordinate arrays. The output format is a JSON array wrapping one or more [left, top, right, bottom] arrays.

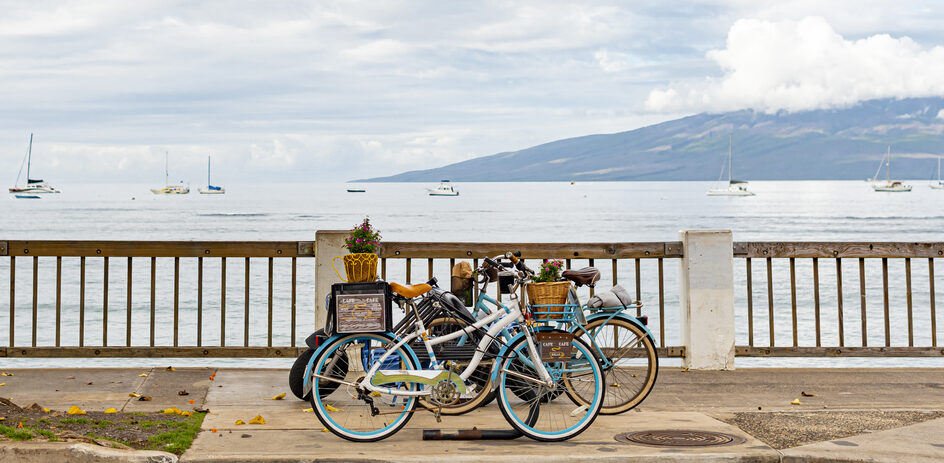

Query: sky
[[2, 0, 944, 184]]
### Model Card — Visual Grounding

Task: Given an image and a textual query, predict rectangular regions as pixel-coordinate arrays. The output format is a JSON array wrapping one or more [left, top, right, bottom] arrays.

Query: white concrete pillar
[[678, 230, 735, 370], [315, 230, 348, 331]]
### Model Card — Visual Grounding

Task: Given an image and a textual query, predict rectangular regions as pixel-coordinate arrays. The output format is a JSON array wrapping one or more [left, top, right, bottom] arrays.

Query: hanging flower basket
[[526, 281, 571, 319]]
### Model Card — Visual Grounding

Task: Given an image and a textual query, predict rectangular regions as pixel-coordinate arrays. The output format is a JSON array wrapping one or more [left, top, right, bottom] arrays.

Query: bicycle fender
[[303, 332, 420, 396], [582, 313, 657, 346], [489, 326, 561, 383]]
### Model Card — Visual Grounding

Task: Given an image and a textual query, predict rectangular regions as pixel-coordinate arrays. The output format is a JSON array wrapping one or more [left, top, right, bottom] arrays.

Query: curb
[[0, 441, 177, 463]]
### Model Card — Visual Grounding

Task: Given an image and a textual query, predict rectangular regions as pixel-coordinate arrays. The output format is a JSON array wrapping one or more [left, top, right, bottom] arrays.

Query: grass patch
[[92, 420, 115, 429], [146, 412, 206, 454], [59, 418, 90, 425], [34, 429, 57, 441], [36, 418, 50, 426], [86, 432, 133, 449], [0, 424, 35, 440]]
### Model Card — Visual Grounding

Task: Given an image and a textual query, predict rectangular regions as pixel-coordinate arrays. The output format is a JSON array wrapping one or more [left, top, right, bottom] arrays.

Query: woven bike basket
[[342, 253, 378, 282], [526, 281, 571, 319]]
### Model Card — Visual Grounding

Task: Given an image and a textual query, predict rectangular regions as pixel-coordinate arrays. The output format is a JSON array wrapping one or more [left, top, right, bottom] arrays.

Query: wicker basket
[[526, 281, 571, 320], [341, 253, 378, 282]]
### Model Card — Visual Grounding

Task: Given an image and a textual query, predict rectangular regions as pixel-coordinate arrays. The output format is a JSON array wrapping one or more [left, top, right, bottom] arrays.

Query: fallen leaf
[[801, 391, 818, 397], [790, 398, 802, 405], [49, 426, 55, 429], [248, 414, 266, 425], [270, 393, 286, 400], [85, 382, 93, 385], [325, 404, 340, 412], [42, 408, 50, 413], [138, 373, 148, 377], [180, 411, 193, 416], [192, 407, 209, 413], [234, 419, 245, 425], [0, 383, 5, 387], [128, 393, 141, 398], [17, 422, 23, 428], [104, 408, 118, 414], [210, 428, 217, 433], [163, 407, 183, 415], [65, 376, 75, 380], [0, 417, 4, 421], [302, 408, 313, 413], [178, 390, 189, 396], [680, 368, 689, 373], [321, 428, 329, 432], [0, 373, 13, 376], [138, 396, 152, 401], [67, 405, 87, 415], [166, 366, 175, 371], [370, 392, 381, 397], [188, 400, 195, 404]]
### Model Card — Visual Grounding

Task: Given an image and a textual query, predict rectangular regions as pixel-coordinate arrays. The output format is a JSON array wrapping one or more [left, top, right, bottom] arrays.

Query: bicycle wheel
[[496, 333, 604, 441], [417, 317, 494, 415], [568, 317, 658, 414], [309, 333, 419, 442]]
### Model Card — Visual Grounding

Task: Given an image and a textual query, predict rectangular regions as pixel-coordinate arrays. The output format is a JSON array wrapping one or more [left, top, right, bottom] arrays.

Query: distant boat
[[198, 156, 225, 194], [150, 152, 190, 195], [707, 135, 754, 196], [931, 156, 944, 190], [8, 133, 61, 194], [346, 188, 366, 193], [871, 146, 911, 192], [428, 180, 459, 196], [14, 195, 41, 199]]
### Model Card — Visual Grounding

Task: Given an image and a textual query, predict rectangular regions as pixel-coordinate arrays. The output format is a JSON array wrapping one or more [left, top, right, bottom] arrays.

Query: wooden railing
[[733, 242, 943, 357], [2, 238, 942, 359]]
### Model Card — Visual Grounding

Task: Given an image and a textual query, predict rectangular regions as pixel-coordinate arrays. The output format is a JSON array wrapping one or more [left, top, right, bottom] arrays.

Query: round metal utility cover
[[615, 430, 745, 447]]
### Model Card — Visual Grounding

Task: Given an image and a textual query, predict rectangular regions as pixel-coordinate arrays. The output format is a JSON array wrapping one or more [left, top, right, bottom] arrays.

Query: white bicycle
[[303, 252, 606, 442]]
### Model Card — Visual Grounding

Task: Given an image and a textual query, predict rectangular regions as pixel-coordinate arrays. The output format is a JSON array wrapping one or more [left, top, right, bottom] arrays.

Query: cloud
[[645, 16, 944, 113]]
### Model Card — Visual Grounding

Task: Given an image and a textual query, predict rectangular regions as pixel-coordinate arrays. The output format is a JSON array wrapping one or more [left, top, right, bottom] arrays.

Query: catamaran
[[931, 156, 944, 190], [150, 152, 190, 195], [9, 133, 60, 194], [871, 146, 911, 192], [428, 180, 459, 196], [706, 135, 754, 196], [198, 156, 225, 194]]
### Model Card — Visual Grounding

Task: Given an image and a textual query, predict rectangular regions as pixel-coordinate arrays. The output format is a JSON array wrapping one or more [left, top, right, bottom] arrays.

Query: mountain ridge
[[356, 97, 944, 182]]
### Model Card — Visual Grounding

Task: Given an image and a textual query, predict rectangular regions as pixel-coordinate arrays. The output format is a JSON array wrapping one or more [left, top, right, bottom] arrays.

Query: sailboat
[[871, 146, 911, 192], [150, 152, 190, 195], [198, 156, 225, 194], [706, 135, 754, 196], [930, 156, 944, 190], [9, 133, 60, 194]]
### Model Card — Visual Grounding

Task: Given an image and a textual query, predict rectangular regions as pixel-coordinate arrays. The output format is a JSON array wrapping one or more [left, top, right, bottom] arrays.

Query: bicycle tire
[[496, 333, 604, 441], [309, 332, 419, 442], [567, 317, 658, 414]]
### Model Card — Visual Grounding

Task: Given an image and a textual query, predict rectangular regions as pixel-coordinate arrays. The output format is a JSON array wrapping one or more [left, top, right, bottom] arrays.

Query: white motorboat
[[931, 156, 944, 190], [428, 180, 459, 196], [151, 152, 190, 195], [8, 133, 61, 194], [198, 156, 225, 194], [871, 146, 911, 192], [707, 135, 755, 196]]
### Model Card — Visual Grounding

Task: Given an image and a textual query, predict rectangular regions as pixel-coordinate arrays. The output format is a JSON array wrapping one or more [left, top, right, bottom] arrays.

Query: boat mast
[[165, 151, 169, 187], [26, 133, 32, 181], [207, 156, 211, 186], [728, 134, 733, 183], [886, 146, 891, 183]]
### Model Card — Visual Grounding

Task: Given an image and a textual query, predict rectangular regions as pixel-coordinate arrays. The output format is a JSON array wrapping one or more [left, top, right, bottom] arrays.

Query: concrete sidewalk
[[0, 367, 942, 462]]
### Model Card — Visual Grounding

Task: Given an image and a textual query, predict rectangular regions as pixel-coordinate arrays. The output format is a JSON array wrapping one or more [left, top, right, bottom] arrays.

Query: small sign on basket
[[336, 292, 386, 333], [536, 332, 574, 362]]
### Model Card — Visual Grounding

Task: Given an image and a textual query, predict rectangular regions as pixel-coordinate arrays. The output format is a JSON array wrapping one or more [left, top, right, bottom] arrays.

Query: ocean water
[[1, 181, 943, 368]]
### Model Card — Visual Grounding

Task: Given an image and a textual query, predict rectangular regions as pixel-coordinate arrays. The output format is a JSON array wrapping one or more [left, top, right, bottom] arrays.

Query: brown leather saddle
[[562, 267, 600, 287]]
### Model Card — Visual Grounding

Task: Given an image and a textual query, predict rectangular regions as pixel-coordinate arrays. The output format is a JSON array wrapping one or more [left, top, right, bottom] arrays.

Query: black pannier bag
[[326, 281, 393, 335]]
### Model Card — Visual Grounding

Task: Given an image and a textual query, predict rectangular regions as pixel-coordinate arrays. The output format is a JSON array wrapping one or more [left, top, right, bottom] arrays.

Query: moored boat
[[8, 133, 60, 194], [151, 152, 190, 195], [707, 135, 755, 196], [198, 156, 225, 194], [428, 180, 459, 196], [871, 146, 911, 192]]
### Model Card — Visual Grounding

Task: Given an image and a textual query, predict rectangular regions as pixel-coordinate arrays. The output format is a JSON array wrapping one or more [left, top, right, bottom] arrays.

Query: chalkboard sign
[[336, 292, 387, 333], [537, 332, 574, 362]]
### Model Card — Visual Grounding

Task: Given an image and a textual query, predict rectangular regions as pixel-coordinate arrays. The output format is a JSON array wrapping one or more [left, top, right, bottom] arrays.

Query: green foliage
[[60, 418, 90, 425], [345, 217, 381, 254], [531, 259, 564, 283], [145, 412, 206, 455], [86, 432, 132, 448], [35, 429, 57, 440], [0, 424, 35, 440], [92, 419, 115, 429]]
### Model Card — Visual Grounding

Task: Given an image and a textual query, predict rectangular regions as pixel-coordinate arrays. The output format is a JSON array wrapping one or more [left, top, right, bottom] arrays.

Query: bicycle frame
[[356, 288, 553, 398]]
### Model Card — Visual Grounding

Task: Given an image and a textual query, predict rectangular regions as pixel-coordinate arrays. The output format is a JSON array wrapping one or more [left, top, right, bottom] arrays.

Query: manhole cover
[[615, 430, 745, 447]]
